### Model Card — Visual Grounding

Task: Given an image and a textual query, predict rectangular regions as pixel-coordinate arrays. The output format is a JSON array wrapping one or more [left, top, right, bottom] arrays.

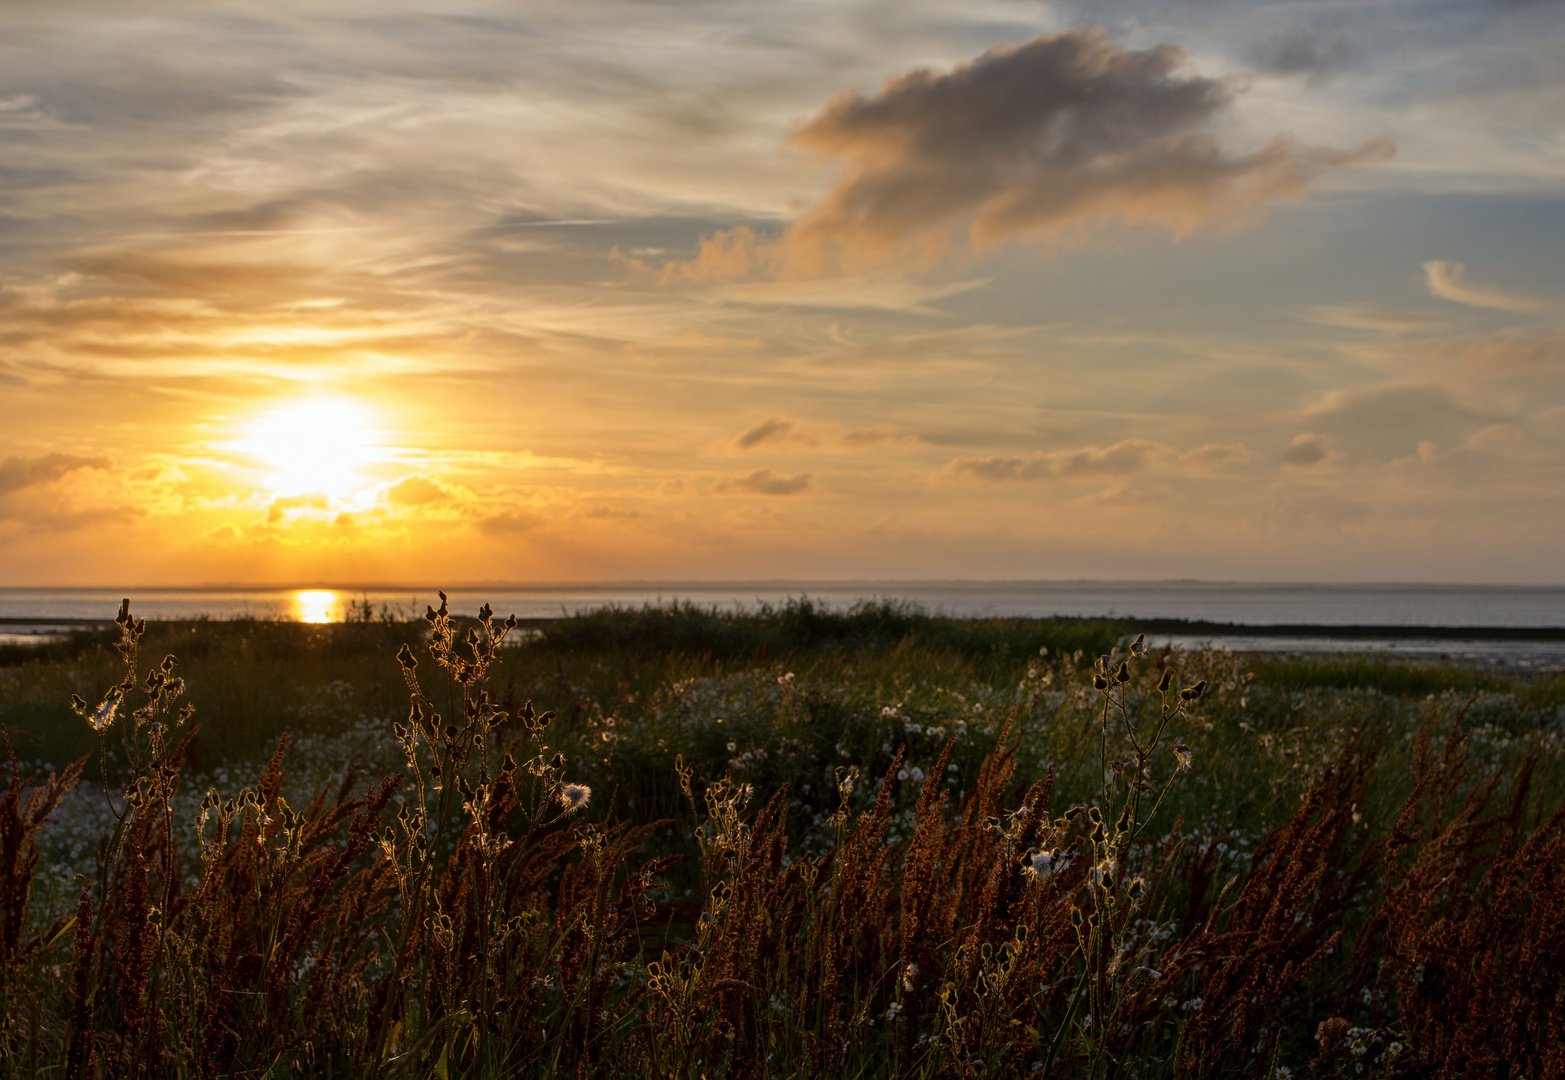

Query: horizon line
[[2, 578, 1561, 592]]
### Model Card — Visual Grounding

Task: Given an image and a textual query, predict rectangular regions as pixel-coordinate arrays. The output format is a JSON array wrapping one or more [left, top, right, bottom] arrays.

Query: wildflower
[[897, 768, 910, 781], [559, 783, 592, 813], [1172, 743, 1193, 771], [1023, 848, 1059, 884], [908, 766, 925, 783], [75, 686, 125, 733]]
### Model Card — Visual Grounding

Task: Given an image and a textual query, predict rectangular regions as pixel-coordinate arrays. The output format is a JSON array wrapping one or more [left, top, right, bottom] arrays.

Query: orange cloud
[[735, 417, 812, 449], [0, 453, 111, 494], [716, 469, 813, 495], [947, 438, 1163, 481], [1280, 433, 1330, 467], [383, 475, 449, 506], [1177, 443, 1255, 471]]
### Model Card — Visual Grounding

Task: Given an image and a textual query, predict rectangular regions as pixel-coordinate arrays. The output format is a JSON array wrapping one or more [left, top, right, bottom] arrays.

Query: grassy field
[[0, 598, 1560, 1078]]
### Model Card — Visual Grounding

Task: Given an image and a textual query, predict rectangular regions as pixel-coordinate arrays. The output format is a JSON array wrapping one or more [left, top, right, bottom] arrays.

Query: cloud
[[1423, 261, 1549, 312], [265, 493, 328, 524], [1281, 433, 1330, 467], [1427, 331, 1564, 374], [1177, 443, 1254, 470], [1250, 27, 1362, 79], [947, 438, 1161, 481], [666, 29, 1390, 278], [1464, 423, 1529, 456], [1305, 305, 1451, 334], [716, 469, 813, 495], [383, 475, 449, 506], [476, 511, 538, 536], [839, 425, 922, 448], [1304, 384, 1500, 459], [0, 453, 111, 495], [735, 418, 922, 451], [735, 417, 812, 449]]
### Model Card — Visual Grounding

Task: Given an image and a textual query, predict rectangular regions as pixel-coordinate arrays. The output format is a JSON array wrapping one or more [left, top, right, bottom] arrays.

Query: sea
[[2, 582, 1562, 669]]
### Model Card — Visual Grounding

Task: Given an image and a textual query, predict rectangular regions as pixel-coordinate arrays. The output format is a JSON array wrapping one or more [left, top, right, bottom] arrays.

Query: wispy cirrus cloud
[[1423, 261, 1550, 312]]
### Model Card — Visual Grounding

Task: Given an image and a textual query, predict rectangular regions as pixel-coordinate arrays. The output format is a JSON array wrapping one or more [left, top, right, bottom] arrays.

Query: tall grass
[[0, 599, 1560, 1077]]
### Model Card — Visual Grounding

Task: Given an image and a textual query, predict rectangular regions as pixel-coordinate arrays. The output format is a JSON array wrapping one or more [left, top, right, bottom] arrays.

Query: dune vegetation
[[0, 597, 1560, 1078]]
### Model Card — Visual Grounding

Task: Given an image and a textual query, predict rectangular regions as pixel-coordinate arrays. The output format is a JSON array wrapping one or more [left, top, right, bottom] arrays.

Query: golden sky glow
[[0, 1, 1560, 586]]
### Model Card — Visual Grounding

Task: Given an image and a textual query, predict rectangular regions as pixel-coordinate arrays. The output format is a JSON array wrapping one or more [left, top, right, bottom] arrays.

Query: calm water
[[0, 581, 1560, 627], [3, 583, 1560, 667]]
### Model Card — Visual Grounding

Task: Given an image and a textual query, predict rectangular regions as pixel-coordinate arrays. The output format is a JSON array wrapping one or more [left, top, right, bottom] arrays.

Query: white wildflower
[[89, 688, 124, 732], [1023, 848, 1059, 885]]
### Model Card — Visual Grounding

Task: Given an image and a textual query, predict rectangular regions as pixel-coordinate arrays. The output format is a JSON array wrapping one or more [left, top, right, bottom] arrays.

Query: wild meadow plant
[[0, 600, 1560, 1077]]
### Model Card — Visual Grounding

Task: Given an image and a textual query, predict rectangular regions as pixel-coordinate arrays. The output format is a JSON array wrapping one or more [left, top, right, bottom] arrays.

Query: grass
[[0, 598, 1561, 1078]]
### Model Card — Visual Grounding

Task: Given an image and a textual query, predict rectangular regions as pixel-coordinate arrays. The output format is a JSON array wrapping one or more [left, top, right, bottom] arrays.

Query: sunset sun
[[245, 398, 378, 498]]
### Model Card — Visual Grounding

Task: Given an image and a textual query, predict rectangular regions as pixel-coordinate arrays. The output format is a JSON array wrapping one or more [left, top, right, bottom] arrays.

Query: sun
[[246, 398, 378, 497]]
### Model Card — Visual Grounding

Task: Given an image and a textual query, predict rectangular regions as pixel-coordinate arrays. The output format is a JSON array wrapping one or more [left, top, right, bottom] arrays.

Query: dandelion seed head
[[559, 783, 591, 813]]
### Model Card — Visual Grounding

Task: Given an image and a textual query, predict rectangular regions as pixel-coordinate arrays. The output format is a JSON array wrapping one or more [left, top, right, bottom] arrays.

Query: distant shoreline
[[3, 614, 1561, 640]]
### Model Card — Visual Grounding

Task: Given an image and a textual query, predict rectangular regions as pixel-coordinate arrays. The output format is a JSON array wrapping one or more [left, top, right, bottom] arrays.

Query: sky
[[0, 0, 1561, 587]]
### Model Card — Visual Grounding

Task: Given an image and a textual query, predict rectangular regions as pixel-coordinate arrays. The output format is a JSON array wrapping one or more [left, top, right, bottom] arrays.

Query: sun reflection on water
[[294, 590, 338, 623]]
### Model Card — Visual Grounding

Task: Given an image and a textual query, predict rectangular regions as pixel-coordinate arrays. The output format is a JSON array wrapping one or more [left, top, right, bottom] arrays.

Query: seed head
[[559, 783, 592, 813], [1157, 667, 1174, 693], [1092, 674, 1109, 691], [1172, 743, 1193, 772], [1114, 661, 1130, 684], [1130, 633, 1146, 656], [1022, 848, 1060, 885]]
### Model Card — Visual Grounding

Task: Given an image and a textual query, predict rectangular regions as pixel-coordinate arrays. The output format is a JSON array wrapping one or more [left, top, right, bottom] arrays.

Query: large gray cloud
[[775, 29, 1392, 266]]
